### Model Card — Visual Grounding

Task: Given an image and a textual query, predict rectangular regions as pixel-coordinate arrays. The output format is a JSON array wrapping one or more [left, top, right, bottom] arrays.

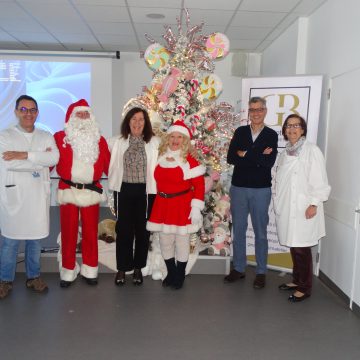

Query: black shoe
[[114, 271, 125, 286], [60, 280, 72, 288], [133, 269, 143, 285], [163, 258, 176, 287], [279, 283, 298, 291], [82, 276, 98, 286], [253, 274, 266, 289], [288, 293, 310, 302], [172, 261, 187, 290], [224, 269, 246, 283]]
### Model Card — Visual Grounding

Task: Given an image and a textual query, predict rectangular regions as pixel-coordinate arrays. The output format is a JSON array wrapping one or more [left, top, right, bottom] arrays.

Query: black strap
[[61, 178, 103, 194], [158, 188, 191, 199]]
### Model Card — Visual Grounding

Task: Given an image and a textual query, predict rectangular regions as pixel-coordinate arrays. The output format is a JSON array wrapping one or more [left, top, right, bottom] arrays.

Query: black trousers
[[114, 183, 155, 271]]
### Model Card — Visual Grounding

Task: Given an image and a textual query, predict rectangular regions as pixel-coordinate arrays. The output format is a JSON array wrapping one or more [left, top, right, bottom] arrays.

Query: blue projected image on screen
[[0, 60, 91, 134]]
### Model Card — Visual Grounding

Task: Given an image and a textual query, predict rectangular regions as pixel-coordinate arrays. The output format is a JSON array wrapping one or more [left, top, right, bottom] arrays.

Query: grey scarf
[[286, 136, 306, 156]]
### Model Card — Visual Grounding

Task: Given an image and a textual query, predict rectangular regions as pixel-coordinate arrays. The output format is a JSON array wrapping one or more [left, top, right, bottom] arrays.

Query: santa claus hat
[[65, 99, 90, 123], [167, 120, 192, 139]]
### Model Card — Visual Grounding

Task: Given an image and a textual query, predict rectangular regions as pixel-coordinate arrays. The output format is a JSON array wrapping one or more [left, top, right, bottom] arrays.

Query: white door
[[319, 67, 360, 306]]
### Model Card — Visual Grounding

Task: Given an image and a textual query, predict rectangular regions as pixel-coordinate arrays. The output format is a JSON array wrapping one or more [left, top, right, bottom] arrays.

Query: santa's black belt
[[158, 188, 190, 198], [61, 178, 103, 194]]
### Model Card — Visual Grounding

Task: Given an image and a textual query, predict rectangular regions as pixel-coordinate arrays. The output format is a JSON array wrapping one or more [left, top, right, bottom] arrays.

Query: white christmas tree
[[127, 9, 242, 253]]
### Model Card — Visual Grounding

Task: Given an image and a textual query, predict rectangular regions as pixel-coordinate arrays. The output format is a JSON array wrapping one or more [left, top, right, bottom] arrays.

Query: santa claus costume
[[54, 99, 110, 287], [147, 121, 205, 289]]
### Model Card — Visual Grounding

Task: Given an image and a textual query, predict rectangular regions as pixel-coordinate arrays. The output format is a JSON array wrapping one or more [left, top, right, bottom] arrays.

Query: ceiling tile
[[9, 32, 58, 43], [129, 7, 182, 24], [293, 0, 327, 15], [0, 2, 30, 19], [24, 42, 66, 50], [0, 18, 44, 32], [182, 9, 233, 26], [17, 0, 73, 3], [184, 0, 241, 10], [89, 21, 134, 35], [42, 20, 91, 34], [73, 0, 126, 5], [96, 33, 137, 45], [76, 5, 129, 22], [135, 23, 178, 38], [19, 2, 79, 19], [275, 13, 299, 31], [239, 0, 299, 12], [232, 11, 287, 27], [203, 25, 227, 34], [226, 26, 273, 40], [0, 30, 19, 42], [128, 0, 181, 8], [55, 33, 99, 44]]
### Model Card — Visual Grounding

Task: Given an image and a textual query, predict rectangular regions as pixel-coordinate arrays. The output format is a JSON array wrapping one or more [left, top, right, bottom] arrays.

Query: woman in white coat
[[274, 114, 330, 302], [108, 107, 159, 286]]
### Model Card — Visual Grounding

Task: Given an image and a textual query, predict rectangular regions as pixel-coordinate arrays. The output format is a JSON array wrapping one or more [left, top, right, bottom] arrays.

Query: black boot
[[163, 258, 176, 287], [173, 261, 187, 290]]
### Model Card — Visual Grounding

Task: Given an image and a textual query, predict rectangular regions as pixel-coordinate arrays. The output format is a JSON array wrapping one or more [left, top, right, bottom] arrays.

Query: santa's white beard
[[65, 115, 101, 164]]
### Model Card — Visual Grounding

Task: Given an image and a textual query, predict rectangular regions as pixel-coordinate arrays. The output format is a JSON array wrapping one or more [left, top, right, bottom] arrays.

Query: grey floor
[[1, 269, 360, 360]]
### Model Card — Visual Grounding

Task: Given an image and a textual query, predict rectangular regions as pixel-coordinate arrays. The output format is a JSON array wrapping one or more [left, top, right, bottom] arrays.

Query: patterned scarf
[[286, 136, 306, 156]]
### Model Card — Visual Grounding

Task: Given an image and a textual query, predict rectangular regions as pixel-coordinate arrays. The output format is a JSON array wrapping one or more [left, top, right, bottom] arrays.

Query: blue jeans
[[230, 186, 271, 274], [0, 237, 42, 282]]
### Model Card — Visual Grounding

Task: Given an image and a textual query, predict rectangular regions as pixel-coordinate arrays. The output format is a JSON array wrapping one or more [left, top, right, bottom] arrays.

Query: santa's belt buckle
[[75, 183, 85, 190], [158, 192, 169, 198]]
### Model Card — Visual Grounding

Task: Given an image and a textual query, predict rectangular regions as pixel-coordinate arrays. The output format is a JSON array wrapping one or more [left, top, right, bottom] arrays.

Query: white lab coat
[[273, 140, 331, 247], [0, 126, 59, 239]]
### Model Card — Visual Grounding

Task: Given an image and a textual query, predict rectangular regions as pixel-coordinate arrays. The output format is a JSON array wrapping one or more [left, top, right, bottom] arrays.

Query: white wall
[[261, 20, 299, 76], [261, 0, 360, 309]]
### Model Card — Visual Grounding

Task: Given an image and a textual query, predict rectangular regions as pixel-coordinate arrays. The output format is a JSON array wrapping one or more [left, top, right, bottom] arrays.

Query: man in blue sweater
[[225, 97, 278, 289]]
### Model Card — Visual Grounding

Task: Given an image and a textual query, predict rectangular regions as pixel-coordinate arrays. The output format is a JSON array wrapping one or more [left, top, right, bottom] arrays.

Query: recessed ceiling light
[[146, 13, 165, 19]]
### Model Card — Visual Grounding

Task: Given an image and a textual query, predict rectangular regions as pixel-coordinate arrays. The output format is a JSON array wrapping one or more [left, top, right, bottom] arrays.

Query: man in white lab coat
[[0, 95, 59, 299]]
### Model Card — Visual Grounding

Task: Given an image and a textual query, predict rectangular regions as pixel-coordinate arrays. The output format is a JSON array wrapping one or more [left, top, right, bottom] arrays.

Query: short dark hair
[[282, 114, 307, 140], [249, 96, 266, 107], [120, 107, 154, 143], [15, 95, 38, 110]]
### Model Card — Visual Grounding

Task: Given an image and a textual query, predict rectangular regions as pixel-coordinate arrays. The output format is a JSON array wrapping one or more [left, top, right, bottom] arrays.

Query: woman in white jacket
[[274, 114, 330, 302], [108, 107, 159, 286]]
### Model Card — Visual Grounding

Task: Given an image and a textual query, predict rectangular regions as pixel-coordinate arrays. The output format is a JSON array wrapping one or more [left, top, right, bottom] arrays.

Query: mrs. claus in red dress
[[147, 120, 205, 289]]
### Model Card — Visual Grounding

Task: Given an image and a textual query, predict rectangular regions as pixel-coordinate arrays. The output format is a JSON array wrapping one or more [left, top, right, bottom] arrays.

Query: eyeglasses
[[285, 123, 302, 129], [18, 107, 38, 114], [249, 108, 266, 113]]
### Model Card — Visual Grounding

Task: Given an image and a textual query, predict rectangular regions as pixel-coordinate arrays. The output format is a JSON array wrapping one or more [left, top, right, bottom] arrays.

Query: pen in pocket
[[5, 185, 15, 188]]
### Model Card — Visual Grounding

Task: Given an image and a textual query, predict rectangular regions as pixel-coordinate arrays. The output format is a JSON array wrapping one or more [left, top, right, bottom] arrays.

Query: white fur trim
[[80, 263, 98, 279], [57, 188, 106, 207], [158, 155, 183, 169], [191, 198, 205, 210], [72, 106, 91, 115], [59, 263, 80, 282], [158, 150, 183, 169], [183, 164, 206, 180], [71, 159, 94, 183], [167, 125, 190, 138], [147, 221, 202, 235]]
